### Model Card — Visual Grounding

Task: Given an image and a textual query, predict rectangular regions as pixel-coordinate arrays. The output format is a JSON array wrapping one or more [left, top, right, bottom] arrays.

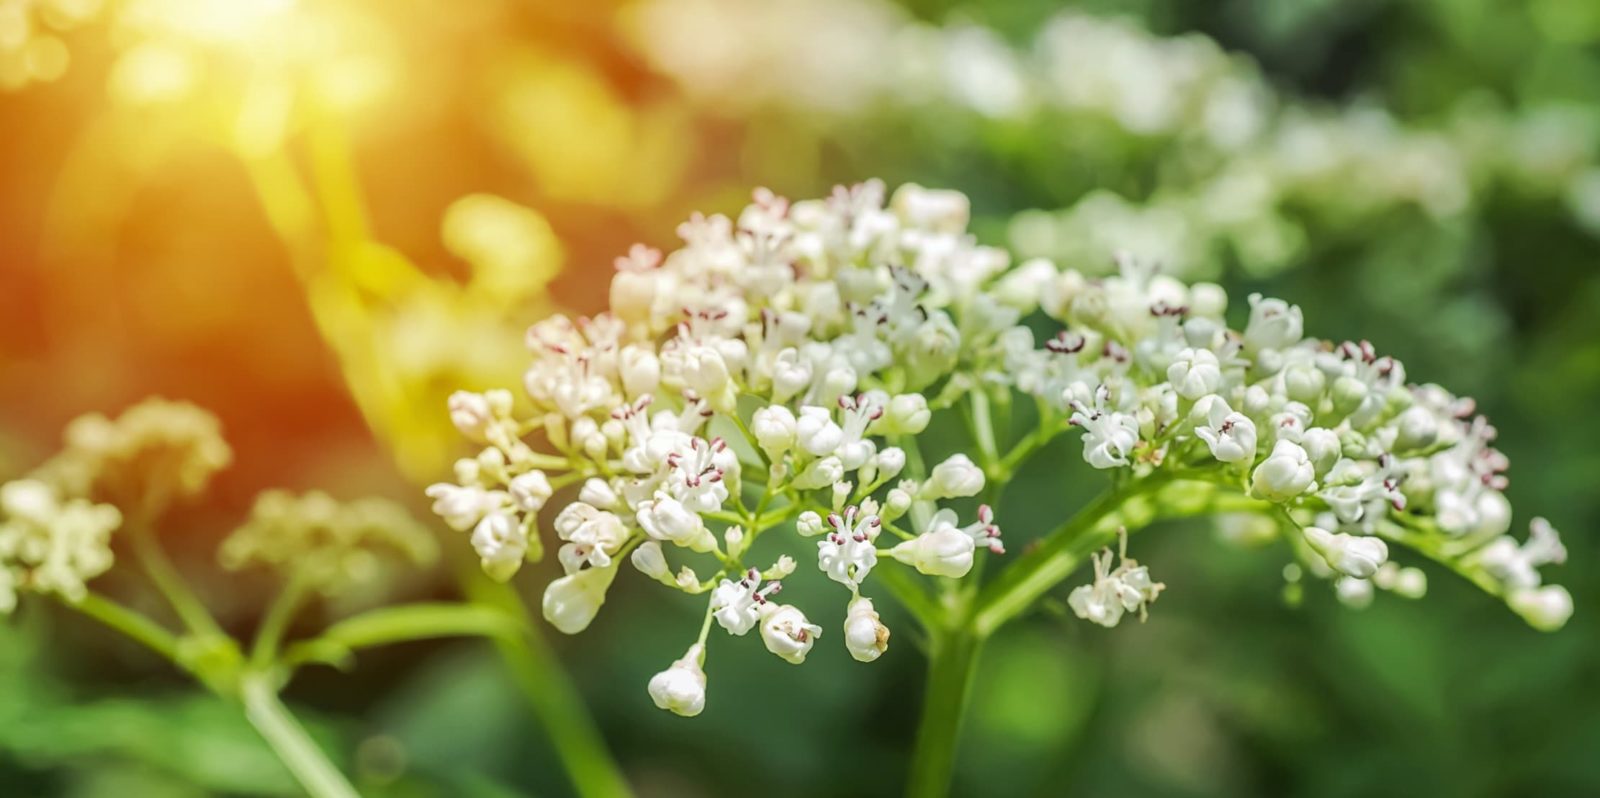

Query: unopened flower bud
[[880, 394, 931, 435], [1508, 585, 1573, 632], [759, 603, 822, 664], [1283, 364, 1326, 404], [751, 405, 798, 456], [921, 454, 985, 500], [792, 456, 844, 491], [890, 526, 976, 578], [509, 471, 553, 513], [795, 406, 844, 456], [844, 597, 890, 663], [631, 540, 668, 579], [542, 563, 618, 634], [1167, 348, 1224, 400], [1243, 294, 1303, 352], [1250, 441, 1316, 502], [1393, 406, 1439, 452], [1303, 526, 1389, 579], [796, 511, 825, 537], [648, 644, 707, 717]]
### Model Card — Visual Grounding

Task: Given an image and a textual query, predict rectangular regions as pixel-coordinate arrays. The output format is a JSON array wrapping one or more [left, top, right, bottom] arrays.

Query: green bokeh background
[[2, 0, 1597, 796]]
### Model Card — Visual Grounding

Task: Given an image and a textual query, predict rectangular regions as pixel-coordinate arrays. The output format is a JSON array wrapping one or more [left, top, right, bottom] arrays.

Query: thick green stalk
[[240, 675, 361, 798], [906, 615, 985, 798]]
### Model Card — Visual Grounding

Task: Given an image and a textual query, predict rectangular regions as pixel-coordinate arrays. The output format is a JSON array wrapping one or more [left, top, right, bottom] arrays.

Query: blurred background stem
[[240, 674, 361, 798], [244, 118, 634, 797]]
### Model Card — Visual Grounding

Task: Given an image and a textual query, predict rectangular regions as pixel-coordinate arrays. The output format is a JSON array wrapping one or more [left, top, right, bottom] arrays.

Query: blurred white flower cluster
[[221, 490, 438, 596], [429, 181, 1571, 716], [31, 397, 233, 520], [630, 1, 1600, 274], [0, 479, 121, 612]]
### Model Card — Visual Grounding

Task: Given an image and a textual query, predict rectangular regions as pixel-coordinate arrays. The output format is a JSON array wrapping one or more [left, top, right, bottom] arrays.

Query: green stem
[[252, 570, 312, 671], [128, 522, 227, 640], [966, 391, 1001, 475], [67, 592, 182, 663], [240, 675, 361, 798], [465, 574, 634, 798], [906, 620, 984, 798]]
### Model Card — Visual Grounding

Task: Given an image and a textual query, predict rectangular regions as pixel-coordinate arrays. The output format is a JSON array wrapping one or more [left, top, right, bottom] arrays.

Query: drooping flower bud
[[759, 603, 822, 664], [542, 563, 618, 634], [843, 597, 890, 663], [1302, 526, 1389, 579], [648, 644, 707, 717]]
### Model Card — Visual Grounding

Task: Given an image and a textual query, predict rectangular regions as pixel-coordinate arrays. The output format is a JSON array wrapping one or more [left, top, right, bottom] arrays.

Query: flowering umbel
[[428, 181, 1571, 716]]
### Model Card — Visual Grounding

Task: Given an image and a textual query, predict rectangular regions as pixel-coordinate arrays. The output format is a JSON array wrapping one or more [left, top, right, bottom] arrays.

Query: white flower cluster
[[630, 1, 1600, 276], [31, 397, 233, 518], [1019, 258, 1571, 629], [430, 181, 1572, 715], [429, 181, 1019, 715], [220, 490, 438, 596], [0, 479, 122, 612]]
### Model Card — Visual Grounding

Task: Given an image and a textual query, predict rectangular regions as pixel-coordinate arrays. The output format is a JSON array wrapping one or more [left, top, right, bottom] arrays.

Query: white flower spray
[[427, 181, 1573, 718]]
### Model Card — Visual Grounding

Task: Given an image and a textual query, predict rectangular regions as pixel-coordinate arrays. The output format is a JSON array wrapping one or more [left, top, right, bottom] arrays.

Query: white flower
[[470, 509, 526, 582], [890, 522, 976, 578], [1070, 405, 1141, 470], [1477, 517, 1567, 590], [631, 540, 668, 579], [1068, 536, 1164, 627], [0, 480, 57, 524], [552, 504, 628, 572], [752, 405, 798, 456], [648, 644, 707, 717], [873, 447, 907, 480], [843, 597, 890, 663], [892, 183, 970, 233], [710, 571, 766, 635], [1282, 364, 1326, 404], [921, 454, 985, 500], [542, 563, 619, 634], [1336, 577, 1375, 609], [795, 406, 844, 456], [1250, 440, 1316, 502], [791, 456, 844, 490], [1302, 526, 1389, 579], [1393, 406, 1439, 452], [1068, 577, 1125, 628], [619, 345, 661, 396], [509, 470, 553, 512], [0, 480, 122, 608], [759, 603, 822, 664], [1194, 398, 1256, 464], [1508, 585, 1573, 632], [1166, 348, 1224, 400], [817, 507, 880, 587], [1301, 427, 1341, 476], [1243, 293, 1303, 352], [635, 492, 713, 551], [796, 511, 826, 537], [879, 393, 932, 435], [448, 390, 505, 443], [425, 483, 498, 532]]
